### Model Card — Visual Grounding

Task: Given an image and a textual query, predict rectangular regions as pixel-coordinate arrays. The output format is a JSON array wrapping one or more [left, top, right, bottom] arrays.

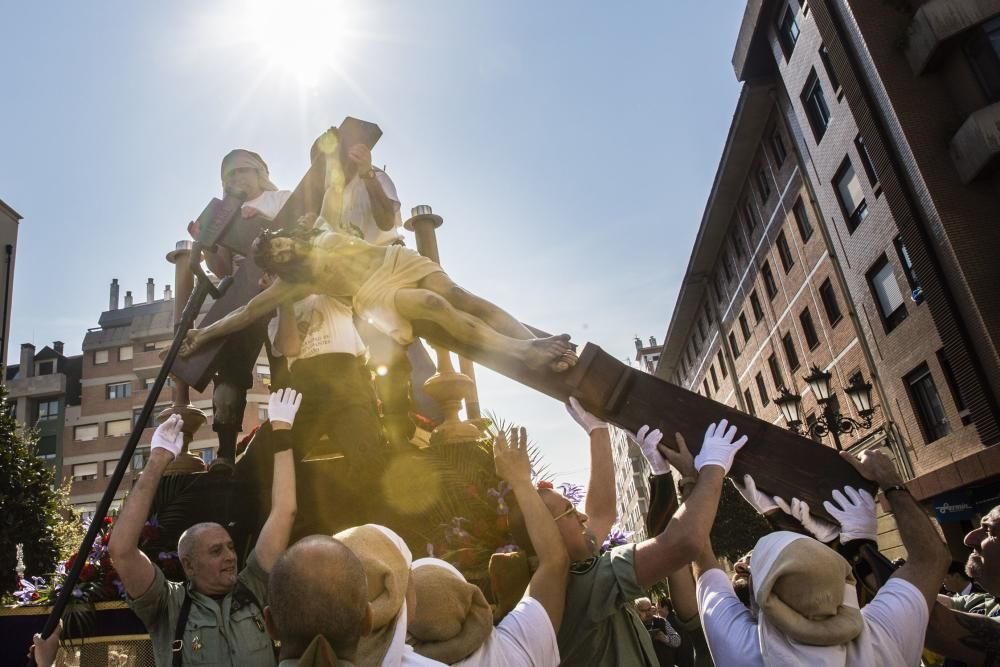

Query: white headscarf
[[751, 532, 874, 667]]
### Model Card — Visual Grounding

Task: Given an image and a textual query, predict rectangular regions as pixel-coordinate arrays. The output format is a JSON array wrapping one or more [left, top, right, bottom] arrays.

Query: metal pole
[[826, 400, 843, 451]]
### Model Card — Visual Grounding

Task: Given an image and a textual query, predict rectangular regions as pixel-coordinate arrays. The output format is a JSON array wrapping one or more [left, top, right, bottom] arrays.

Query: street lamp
[[773, 366, 876, 451]]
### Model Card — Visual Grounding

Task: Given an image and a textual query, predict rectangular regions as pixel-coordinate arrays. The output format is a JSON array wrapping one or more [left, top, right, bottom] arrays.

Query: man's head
[[508, 489, 598, 562], [177, 522, 238, 596], [251, 227, 314, 282], [964, 505, 1000, 592], [635, 597, 655, 622], [221, 149, 276, 200], [943, 559, 973, 594], [732, 550, 753, 607], [264, 535, 372, 660]]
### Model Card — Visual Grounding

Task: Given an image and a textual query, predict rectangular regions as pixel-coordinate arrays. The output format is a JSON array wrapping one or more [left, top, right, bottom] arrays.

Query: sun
[[240, 0, 358, 87]]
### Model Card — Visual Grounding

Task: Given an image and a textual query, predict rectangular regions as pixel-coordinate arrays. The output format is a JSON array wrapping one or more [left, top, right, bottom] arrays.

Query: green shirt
[[951, 591, 1000, 618], [556, 543, 658, 666], [128, 549, 276, 667]]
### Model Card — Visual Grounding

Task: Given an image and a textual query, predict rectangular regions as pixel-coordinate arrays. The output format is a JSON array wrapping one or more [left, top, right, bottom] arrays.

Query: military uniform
[[951, 591, 1000, 618], [129, 550, 275, 666]]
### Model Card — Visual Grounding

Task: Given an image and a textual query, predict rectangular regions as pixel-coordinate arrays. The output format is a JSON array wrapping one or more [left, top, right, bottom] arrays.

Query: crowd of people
[[26, 135, 1000, 666]]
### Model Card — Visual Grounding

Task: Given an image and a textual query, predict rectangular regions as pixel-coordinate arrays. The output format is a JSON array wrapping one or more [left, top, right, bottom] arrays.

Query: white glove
[[733, 474, 779, 515], [774, 496, 840, 543], [151, 414, 184, 459], [823, 486, 877, 543], [268, 388, 303, 427], [629, 425, 668, 475], [693, 419, 747, 473], [565, 397, 608, 434]]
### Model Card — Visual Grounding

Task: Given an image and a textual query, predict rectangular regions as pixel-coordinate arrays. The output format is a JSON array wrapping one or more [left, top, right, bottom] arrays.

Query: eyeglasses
[[552, 505, 580, 522]]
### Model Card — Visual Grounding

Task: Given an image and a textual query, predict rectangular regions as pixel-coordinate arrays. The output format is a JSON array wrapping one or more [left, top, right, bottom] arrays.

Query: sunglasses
[[553, 504, 581, 522]]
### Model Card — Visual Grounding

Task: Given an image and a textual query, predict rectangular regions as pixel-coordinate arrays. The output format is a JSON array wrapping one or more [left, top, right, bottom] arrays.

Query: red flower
[[537, 480, 554, 490], [31, 592, 39, 601], [79, 563, 97, 583], [65, 554, 77, 571], [103, 516, 113, 525]]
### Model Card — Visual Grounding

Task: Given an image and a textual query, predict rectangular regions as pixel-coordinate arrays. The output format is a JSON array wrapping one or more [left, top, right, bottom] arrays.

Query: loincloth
[[353, 245, 443, 345]]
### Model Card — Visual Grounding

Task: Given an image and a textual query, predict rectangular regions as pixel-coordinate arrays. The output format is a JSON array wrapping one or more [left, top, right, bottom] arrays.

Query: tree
[[0, 384, 62, 594], [709, 480, 771, 562]]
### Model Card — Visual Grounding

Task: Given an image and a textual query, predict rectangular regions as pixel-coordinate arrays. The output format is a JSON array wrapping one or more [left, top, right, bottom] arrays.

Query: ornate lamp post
[[773, 366, 876, 451]]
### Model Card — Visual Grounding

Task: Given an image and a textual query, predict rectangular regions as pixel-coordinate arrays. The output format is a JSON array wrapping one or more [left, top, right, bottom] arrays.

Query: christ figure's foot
[[522, 334, 577, 373]]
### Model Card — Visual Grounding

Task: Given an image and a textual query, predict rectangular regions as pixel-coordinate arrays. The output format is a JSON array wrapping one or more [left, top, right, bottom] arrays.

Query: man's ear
[[180, 557, 194, 579], [361, 603, 374, 636], [263, 606, 278, 640]]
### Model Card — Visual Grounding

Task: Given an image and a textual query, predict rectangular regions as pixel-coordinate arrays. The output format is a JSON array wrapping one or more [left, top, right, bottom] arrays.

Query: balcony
[[949, 101, 1000, 182], [6, 372, 66, 399], [905, 0, 1000, 74]]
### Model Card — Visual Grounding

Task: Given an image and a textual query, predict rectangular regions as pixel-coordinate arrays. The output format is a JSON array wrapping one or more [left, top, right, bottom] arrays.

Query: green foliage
[[709, 480, 771, 562], [0, 383, 61, 594]]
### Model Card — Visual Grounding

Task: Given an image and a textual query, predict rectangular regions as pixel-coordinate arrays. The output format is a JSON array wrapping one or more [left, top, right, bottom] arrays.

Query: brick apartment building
[[60, 277, 271, 514], [658, 0, 1000, 557]]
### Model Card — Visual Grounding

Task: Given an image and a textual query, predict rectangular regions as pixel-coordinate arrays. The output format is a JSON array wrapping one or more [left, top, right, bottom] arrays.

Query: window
[[106, 418, 131, 438], [133, 451, 147, 471], [143, 377, 156, 391], [718, 350, 728, 378], [36, 399, 59, 421], [94, 349, 109, 365], [119, 345, 133, 361], [729, 332, 741, 359], [713, 275, 725, 305], [819, 44, 841, 93], [964, 16, 1000, 103], [771, 129, 788, 165], [721, 251, 734, 283], [75, 424, 99, 441], [197, 448, 216, 466], [776, 230, 795, 273], [744, 201, 758, 233], [799, 307, 820, 349], [906, 363, 951, 442], [756, 166, 772, 201], [868, 255, 907, 332], [710, 365, 720, 391], [894, 237, 921, 294], [105, 460, 118, 477], [73, 463, 99, 481], [106, 381, 132, 400], [937, 349, 972, 425], [750, 290, 764, 322], [801, 70, 831, 142], [819, 279, 843, 326], [792, 197, 813, 242], [704, 379, 712, 397], [833, 157, 867, 231], [744, 389, 757, 416], [731, 230, 745, 260], [142, 340, 170, 352], [782, 332, 800, 371], [854, 135, 878, 188], [762, 261, 778, 300], [777, 2, 801, 58], [756, 373, 771, 407], [739, 313, 752, 342], [38, 435, 56, 458], [768, 353, 785, 390], [37, 360, 55, 376]]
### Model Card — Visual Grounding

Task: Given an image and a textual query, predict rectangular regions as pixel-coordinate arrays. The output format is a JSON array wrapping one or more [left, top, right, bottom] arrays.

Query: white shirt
[[454, 597, 559, 667], [268, 294, 366, 363], [697, 568, 929, 667], [341, 169, 403, 246]]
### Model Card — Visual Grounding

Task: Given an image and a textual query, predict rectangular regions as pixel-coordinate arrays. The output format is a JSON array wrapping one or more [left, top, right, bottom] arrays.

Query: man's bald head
[[266, 535, 370, 658]]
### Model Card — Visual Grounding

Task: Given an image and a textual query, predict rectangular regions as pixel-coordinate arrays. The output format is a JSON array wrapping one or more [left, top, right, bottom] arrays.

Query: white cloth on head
[[697, 531, 930, 667], [409, 558, 560, 667], [267, 294, 366, 364], [342, 169, 403, 246]]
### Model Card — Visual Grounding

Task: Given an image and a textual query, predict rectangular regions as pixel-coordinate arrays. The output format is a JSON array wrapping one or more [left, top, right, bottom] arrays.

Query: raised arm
[[494, 426, 569, 630], [108, 415, 184, 598], [926, 598, 1000, 665], [253, 389, 301, 572], [633, 420, 747, 588], [347, 146, 399, 232], [566, 398, 616, 547]]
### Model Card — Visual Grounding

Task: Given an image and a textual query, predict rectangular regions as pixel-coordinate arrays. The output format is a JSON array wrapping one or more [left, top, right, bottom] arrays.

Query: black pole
[[36, 272, 230, 641], [826, 400, 843, 452], [1, 244, 12, 369]]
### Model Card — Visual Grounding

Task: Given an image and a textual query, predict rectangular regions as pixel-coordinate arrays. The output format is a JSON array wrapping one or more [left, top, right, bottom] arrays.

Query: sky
[[1, 1, 745, 486]]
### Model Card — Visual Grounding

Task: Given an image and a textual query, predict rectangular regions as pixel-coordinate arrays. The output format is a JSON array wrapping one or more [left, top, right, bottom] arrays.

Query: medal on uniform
[[191, 636, 203, 652], [254, 616, 264, 633]]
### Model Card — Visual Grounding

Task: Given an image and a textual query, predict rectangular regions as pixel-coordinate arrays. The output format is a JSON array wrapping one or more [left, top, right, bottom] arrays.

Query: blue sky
[[2, 1, 745, 485]]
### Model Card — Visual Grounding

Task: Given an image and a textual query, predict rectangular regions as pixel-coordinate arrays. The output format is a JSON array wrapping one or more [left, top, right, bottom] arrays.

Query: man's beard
[[732, 575, 752, 608], [967, 552, 984, 580]]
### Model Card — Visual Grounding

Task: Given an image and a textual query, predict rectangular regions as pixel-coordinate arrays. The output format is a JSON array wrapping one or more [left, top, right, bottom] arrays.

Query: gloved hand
[[268, 388, 303, 428], [823, 486, 877, 543], [151, 414, 184, 459], [693, 419, 748, 474], [629, 425, 668, 475], [773, 496, 841, 543], [565, 397, 608, 434], [732, 474, 779, 515]]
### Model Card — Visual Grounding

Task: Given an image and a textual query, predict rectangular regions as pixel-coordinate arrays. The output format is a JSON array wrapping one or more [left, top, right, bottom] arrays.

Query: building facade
[[60, 278, 271, 513], [0, 199, 22, 370], [5, 342, 82, 477], [610, 425, 651, 543], [659, 0, 1000, 557]]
